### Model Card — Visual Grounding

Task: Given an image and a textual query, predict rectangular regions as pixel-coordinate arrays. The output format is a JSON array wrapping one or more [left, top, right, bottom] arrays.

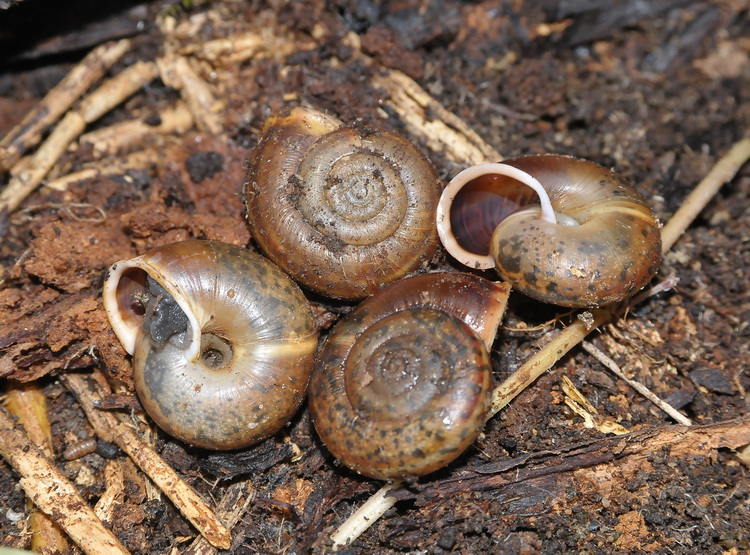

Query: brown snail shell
[[436, 154, 662, 307], [308, 272, 510, 480], [102, 240, 319, 450], [244, 107, 441, 300]]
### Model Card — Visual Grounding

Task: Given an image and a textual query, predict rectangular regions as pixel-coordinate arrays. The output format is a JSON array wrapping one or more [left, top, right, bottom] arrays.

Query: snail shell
[[244, 107, 441, 300], [436, 154, 662, 307], [308, 272, 510, 480], [102, 240, 319, 450]]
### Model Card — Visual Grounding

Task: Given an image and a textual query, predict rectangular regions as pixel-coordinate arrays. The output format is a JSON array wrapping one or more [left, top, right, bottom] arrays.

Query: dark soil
[[1, 0, 749, 553]]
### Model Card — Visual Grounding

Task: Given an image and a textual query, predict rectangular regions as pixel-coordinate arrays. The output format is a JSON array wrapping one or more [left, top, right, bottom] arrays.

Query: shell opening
[[437, 163, 559, 269], [104, 263, 200, 361]]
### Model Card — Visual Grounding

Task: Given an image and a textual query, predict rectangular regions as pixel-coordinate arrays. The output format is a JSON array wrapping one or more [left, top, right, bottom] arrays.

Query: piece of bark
[[0, 291, 106, 382], [392, 418, 750, 502]]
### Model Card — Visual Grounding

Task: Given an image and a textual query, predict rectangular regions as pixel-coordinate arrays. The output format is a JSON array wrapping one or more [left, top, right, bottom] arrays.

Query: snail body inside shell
[[309, 272, 510, 480], [436, 154, 662, 307], [102, 240, 319, 450], [245, 107, 441, 300]]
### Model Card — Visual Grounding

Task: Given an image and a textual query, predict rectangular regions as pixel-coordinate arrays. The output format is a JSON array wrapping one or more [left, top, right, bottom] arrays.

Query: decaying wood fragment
[[4, 383, 69, 553], [61, 371, 232, 550], [0, 406, 130, 555], [371, 68, 502, 165], [79, 102, 194, 157], [93, 460, 125, 524], [390, 417, 750, 502], [183, 481, 256, 555], [0, 39, 131, 171], [156, 55, 225, 136], [0, 61, 159, 215]]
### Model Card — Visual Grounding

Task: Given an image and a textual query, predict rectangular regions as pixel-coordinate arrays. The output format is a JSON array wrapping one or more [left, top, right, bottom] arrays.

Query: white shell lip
[[436, 162, 558, 270], [102, 257, 202, 362]]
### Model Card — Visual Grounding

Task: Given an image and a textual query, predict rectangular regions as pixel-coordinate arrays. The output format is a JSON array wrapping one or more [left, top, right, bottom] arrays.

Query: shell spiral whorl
[[437, 154, 662, 307], [309, 272, 510, 480], [102, 240, 319, 450], [244, 107, 441, 300]]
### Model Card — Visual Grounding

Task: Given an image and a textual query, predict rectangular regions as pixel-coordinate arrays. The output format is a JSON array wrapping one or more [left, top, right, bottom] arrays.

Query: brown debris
[[24, 220, 129, 293], [392, 418, 750, 502]]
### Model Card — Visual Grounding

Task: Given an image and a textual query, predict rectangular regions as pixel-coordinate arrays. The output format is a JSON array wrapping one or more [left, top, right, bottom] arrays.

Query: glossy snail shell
[[244, 107, 441, 300], [436, 154, 662, 307], [102, 240, 319, 450], [309, 272, 510, 480]]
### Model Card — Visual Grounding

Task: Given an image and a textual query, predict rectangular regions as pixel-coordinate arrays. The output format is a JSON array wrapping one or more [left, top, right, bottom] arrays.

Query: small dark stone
[[95, 439, 121, 459], [499, 437, 517, 453], [436, 528, 457, 550], [144, 113, 162, 126], [185, 151, 225, 184], [662, 389, 696, 410], [688, 368, 734, 395], [643, 510, 666, 526]]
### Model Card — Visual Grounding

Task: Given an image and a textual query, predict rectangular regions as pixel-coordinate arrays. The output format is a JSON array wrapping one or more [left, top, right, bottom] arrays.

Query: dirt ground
[[1, 0, 749, 553]]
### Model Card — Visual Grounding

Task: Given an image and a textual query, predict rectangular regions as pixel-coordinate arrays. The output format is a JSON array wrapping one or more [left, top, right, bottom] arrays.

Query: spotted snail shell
[[102, 240, 319, 450], [244, 107, 441, 300], [309, 272, 510, 480], [436, 154, 662, 307]]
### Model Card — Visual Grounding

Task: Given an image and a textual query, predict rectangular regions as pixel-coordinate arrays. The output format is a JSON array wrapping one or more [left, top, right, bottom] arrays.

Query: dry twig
[[4, 383, 69, 552], [79, 102, 194, 157], [0, 39, 131, 171], [582, 341, 693, 426], [0, 406, 130, 555], [61, 371, 232, 550], [0, 61, 159, 214]]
